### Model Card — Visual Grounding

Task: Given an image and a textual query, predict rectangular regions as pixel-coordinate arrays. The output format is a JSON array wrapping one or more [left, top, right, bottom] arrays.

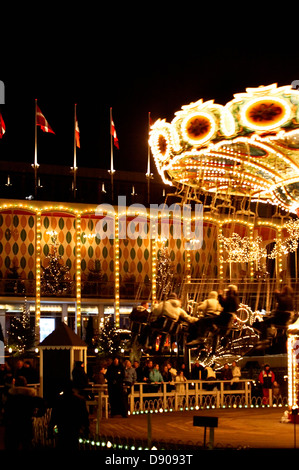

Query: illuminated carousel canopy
[[149, 84, 299, 213]]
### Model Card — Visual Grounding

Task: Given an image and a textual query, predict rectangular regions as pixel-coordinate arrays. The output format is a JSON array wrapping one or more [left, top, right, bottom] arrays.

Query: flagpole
[[108, 107, 115, 202], [32, 99, 39, 199], [72, 103, 78, 199], [146, 111, 153, 205]]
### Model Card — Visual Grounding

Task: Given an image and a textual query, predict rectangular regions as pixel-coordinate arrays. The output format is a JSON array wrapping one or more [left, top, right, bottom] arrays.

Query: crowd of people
[[0, 282, 290, 450], [0, 359, 45, 450], [0, 359, 91, 450], [0, 355, 282, 449], [93, 357, 192, 418], [92, 356, 250, 416]]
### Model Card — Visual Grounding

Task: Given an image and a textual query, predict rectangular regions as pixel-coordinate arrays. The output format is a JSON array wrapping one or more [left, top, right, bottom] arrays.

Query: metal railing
[[85, 379, 288, 419], [2, 276, 299, 309], [129, 379, 253, 413], [30, 380, 288, 449]]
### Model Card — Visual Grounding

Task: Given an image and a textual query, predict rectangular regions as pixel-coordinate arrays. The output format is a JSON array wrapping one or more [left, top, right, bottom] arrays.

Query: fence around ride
[[30, 379, 288, 448], [83, 378, 288, 428]]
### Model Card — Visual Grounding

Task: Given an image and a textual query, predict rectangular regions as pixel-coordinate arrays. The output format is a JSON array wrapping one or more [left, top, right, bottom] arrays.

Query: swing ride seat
[[149, 315, 181, 335], [129, 312, 152, 340]]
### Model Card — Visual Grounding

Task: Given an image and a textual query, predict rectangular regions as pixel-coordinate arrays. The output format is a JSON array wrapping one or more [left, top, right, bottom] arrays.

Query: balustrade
[[86, 379, 256, 425]]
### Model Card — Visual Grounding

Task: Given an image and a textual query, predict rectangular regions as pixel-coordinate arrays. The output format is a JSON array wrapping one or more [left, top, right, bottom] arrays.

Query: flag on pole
[[0, 113, 5, 138], [149, 111, 154, 127], [36, 105, 55, 134], [110, 110, 119, 149], [75, 115, 80, 148]]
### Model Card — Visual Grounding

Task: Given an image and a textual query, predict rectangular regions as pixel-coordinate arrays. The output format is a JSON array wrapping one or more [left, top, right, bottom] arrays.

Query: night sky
[[1, 19, 299, 180]]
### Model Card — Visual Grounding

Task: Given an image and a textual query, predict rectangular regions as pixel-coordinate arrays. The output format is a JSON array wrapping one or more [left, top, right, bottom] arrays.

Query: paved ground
[[0, 407, 298, 457], [91, 407, 298, 450]]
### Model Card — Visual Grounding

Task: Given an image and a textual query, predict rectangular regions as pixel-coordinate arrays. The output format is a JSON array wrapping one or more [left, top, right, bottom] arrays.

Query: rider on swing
[[186, 285, 240, 348]]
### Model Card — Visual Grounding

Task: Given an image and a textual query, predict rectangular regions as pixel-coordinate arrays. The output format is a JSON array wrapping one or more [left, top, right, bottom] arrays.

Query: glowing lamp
[[287, 318, 299, 419]]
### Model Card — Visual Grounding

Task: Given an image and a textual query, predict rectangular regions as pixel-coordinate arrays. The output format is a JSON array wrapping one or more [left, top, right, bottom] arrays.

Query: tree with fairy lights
[[7, 298, 36, 355], [96, 315, 122, 357], [41, 230, 72, 296], [156, 244, 174, 300]]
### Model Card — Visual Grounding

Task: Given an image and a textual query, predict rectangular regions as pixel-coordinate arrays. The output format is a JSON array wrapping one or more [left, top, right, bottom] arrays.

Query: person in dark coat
[[48, 380, 90, 450], [106, 357, 127, 417], [272, 285, 294, 326], [255, 285, 294, 342], [191, 360, 204, 380], [4, 376, 46, 450], [217, 285, 239, 334], [258, 364, 275, 405], [72, 361, 89, 397], [130, 301, 151, 346]]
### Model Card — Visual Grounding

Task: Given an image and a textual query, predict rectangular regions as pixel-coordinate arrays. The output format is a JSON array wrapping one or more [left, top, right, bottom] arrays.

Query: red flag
[[110, 110, 119, 149], [36, 105, 55, 134], [149, 111, 153, 127], [75, 116, 80, 148], [0, 113, 5, 138]]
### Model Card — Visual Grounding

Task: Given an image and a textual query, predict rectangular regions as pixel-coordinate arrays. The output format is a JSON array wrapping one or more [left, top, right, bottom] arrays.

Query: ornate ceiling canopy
[[149, 84, 299, 212]]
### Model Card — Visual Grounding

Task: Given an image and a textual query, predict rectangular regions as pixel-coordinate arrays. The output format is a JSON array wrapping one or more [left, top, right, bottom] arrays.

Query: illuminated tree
[[95, 316, 121, 357], [8, 298, 35, 355], [156, 245, 174, 300], [41, 231, 72, 295]]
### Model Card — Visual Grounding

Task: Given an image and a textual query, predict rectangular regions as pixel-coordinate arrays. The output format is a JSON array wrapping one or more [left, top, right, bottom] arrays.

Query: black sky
[[1, 18, 299, 179]]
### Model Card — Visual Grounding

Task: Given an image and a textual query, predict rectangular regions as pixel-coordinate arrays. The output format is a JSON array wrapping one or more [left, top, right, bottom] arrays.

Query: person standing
[[4, 376, 46, 450], [48, 380, 89, 450], [142, 359, 153, 392], [175, 370, 187, 406], [106, 357, 127, 417], [149, 363, 164, 392], [124, 360, 137, 388], [231, 360, 241, 389], [221, 363, 233, 390], [161, 364, 174, 391], [133, 360, 144, 383], [72, 361, 89, 398], [191, 360, 204, 380], [258, 364, 275, 405], [123, 360, 137, 415]]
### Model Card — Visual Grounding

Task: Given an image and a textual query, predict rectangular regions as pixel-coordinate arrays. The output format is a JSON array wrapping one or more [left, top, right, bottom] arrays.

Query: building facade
[[0, 197, 294, 348]]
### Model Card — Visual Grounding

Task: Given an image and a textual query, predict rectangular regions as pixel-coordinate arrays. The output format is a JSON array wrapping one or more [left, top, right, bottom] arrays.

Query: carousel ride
[[131, 83, 299, 365]]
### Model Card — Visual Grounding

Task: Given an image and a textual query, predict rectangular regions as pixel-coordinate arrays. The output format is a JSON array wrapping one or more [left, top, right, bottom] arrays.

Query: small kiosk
[[38, 322, 87, 404]]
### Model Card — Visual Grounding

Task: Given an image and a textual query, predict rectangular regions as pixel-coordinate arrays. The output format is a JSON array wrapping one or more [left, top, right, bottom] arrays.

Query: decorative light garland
[[35, 211, 41, 337], [114, 210, 120, 327], [76, 214, 82, 333], [219, 232, 267, 267]]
